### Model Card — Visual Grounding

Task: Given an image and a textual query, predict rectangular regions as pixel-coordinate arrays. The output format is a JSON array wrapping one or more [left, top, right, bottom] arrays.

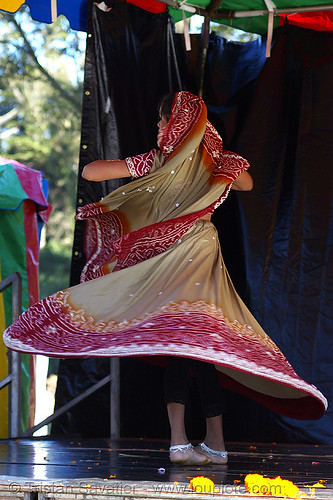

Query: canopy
[[0, 0, 333, 34], [0, 157, 51, 436]]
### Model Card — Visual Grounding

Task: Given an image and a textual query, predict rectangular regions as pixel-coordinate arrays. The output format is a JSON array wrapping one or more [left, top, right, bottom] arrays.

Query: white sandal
[[195, 442, 228, 464], [169, 443, 211, 465]]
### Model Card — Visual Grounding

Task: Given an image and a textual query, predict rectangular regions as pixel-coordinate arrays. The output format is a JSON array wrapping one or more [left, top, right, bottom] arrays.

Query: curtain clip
[[51, 0, 57, 22], [263, 0, 276, 57], [95, 1, 113, 12], [182, 10, 191, 51]]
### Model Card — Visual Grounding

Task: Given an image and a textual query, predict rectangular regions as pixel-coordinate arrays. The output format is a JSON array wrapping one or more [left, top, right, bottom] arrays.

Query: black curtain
[[234, 25, 333, 443], [53, 3, 332, 444], [53, 2, 179, 438]]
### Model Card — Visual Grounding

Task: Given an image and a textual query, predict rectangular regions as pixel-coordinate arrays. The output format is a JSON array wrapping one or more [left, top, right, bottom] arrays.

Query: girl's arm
[[82, 160, 131, 181], [231, 171, 253, 191]]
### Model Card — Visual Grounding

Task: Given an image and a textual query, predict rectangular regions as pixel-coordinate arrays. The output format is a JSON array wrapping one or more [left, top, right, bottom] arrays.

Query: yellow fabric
[[0, 0, 24, 12], [0, 258, 8, 438]]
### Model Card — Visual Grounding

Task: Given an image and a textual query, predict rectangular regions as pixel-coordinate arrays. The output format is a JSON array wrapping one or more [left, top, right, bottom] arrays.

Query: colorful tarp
[[0, 0, 332, 34], [0, 156, 51, 437]]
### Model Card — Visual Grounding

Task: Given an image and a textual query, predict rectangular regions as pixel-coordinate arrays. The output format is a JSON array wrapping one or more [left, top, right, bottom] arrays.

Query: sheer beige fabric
[[4, 92, 327, 419]]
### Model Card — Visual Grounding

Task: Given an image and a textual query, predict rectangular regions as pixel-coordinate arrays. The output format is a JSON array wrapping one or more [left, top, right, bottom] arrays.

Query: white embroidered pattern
[[112, 210, 208, 271], [3, 296, 328, 413], [202, 121, 223, 163], [160, 92, 203, 161], [212, 151, 250, 181], [202, 122, 250, 182], [80, 211, 123, 282], [125, 150, 155, 177]]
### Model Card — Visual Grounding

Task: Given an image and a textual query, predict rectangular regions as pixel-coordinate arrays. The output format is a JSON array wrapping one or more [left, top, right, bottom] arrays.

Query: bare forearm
[[232, 171, 253, 191], [82, 160, 131, 181]]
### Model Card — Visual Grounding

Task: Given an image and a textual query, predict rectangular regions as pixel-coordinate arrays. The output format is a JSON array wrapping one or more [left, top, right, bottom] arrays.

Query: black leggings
[[164, 357, 222, 418]]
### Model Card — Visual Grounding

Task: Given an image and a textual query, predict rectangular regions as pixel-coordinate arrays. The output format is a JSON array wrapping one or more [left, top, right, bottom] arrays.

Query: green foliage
[[39, 241, 72, 298], [210, 22, 260, 42], [178, 15, 260, 41], [0, 7, 86, 291]]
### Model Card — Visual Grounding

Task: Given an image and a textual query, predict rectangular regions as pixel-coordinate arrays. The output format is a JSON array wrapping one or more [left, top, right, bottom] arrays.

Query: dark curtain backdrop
[[52, 2, 332, 444], [234, 26, 333, 443]]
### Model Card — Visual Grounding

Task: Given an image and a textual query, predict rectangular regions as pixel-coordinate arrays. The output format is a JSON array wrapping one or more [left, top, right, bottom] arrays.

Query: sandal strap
[[169, 443, 194, 453], [199, 442, 228, 458]]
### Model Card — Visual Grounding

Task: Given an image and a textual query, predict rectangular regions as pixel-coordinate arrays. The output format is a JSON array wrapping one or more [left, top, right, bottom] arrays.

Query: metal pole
[[230, 3, 333, 17], [22, 374, 112, 436], [154, 0, 333, 18], [198, 16, 210, 98], [9, 351, 21, 437], [10, 273, 22, 438], [110, 358, 120, 439]]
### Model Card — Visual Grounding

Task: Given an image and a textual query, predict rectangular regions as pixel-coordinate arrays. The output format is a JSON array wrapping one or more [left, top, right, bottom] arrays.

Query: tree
[[210, 22, 259, 42], [0, 6, 86, 295]]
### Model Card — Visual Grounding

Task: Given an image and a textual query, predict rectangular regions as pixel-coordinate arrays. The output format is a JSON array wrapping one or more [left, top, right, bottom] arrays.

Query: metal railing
[[0, 271, 120, 439], [0, 272, 22, 438], [23, 358, 120, 438]]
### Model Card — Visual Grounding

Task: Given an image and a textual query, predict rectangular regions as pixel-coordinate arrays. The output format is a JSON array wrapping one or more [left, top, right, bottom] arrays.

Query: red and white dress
[[4, 92, 327, 420]]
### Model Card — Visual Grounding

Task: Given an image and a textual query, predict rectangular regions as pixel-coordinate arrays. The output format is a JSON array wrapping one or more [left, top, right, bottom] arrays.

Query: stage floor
[[0, 438, 332, 499]]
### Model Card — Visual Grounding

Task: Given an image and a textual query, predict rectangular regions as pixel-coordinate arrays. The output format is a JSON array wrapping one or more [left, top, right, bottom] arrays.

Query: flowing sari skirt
[[3, 220, 327, 419]]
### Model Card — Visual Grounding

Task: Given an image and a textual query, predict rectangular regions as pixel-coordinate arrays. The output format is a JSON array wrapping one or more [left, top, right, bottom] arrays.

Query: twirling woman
[[4, 92, 327, 466]]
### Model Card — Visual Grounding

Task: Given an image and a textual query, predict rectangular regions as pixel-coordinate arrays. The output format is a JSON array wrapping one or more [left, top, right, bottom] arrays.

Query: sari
[[3, 92, 327, 420]]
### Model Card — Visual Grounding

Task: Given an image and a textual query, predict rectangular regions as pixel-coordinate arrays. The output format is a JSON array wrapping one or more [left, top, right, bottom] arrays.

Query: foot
[[194, 442, 228, 465], [169, 443, 211, 465]]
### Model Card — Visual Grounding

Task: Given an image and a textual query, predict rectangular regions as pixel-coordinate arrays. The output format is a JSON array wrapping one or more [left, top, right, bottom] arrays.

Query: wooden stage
[[0, 438, 332, 499]]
